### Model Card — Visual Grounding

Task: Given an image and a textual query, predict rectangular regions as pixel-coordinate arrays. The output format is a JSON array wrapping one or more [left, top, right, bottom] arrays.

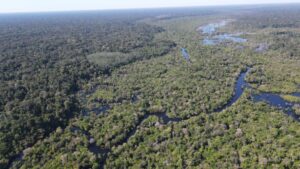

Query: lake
[[199, 20, 247, 45]]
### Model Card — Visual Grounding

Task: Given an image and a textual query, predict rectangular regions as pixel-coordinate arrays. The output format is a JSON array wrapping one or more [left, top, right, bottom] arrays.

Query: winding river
[[181, 48, 191, 62], [10, 64, 299, 168], [215, 68, 250, 112], [84, 50, 299, 167], [8, 20, 298, 168], [252, 93, 300, 121], [93, 65, 299, 168]]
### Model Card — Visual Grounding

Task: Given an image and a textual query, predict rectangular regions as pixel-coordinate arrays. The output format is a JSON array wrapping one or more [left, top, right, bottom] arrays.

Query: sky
[[0, 0, 299, 13]]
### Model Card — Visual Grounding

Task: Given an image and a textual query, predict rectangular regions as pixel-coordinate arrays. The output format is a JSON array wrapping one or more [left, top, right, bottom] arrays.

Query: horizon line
[[0, 2, 299, 15]]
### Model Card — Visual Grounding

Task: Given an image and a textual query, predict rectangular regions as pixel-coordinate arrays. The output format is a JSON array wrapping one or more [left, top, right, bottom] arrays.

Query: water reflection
[[200, 20, 228, 35], [215, 68, 250, 112], [199, 20, 247, 45], [292, 93, 300, 97], [215, 66, 300, 121], [203, 34, 247, 45], [252, 93, 300, 121], [181, 48, 191, 62]]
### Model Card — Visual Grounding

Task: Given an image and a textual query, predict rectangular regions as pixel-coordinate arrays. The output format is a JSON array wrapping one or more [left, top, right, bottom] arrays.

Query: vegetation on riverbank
[[1, 4, 300, 169]]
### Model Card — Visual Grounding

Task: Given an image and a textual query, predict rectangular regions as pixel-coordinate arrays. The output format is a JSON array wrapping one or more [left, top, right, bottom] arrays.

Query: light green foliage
[[87, 40, 175, 70], [18, 127, 98, 169], [5, 5, 300, 169], [90, 88, 115, 102], [106, 95, 300, 168], [281, 95, 300, 103]]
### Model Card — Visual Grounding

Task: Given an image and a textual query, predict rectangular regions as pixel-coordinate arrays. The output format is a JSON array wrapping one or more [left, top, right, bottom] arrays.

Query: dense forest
[[1, 4, 300, 169], [0, 11, 174, 168]]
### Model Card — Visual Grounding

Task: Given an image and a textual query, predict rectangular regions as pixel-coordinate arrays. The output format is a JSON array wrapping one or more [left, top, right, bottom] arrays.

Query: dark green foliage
[[0, 12, 172, 168], [1, 4, 300, 169]]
